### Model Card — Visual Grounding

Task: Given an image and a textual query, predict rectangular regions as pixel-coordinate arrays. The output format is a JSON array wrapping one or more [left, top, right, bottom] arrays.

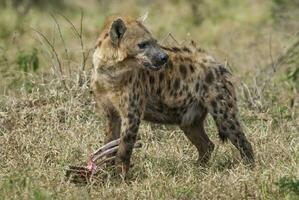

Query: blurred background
[[0, 0, 298, 92]]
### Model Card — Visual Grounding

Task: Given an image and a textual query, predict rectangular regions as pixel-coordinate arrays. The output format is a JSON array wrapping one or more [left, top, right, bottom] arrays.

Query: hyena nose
[[160, 53, 169, 63], [159, 53, 169, 65]]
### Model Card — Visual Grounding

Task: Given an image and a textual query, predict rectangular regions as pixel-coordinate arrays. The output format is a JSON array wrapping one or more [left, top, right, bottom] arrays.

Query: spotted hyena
[[91, 16, 255, 177]]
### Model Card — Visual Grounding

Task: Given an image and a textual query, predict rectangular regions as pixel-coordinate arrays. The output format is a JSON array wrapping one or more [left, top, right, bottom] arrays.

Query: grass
[[0, 0, 298, 199]]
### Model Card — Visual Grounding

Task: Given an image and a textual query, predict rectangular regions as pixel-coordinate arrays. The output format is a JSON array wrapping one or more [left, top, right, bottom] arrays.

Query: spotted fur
[[91, 16, 255, 177]]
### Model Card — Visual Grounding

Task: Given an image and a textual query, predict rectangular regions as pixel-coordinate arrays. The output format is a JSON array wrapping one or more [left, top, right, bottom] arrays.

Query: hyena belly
[[143, 100, 206, 126]]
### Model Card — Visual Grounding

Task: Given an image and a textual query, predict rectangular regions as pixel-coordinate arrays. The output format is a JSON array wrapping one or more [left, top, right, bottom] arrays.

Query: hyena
[[91, 16, 255, 177]]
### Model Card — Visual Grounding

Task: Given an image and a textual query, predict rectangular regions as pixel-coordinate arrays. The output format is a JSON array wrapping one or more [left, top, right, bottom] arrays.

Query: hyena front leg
[[94, 94, 121, 144], [104, 106, 121, 144], [115, 91, 143, 177], [100, 106, 121, 166]]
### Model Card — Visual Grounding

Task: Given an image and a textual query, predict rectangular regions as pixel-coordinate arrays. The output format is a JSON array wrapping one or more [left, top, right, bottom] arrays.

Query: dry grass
[[0, 0, 298, 199]]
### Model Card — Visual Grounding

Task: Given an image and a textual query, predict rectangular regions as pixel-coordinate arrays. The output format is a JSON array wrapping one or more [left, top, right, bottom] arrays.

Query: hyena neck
[[95, 58, 137, 88]]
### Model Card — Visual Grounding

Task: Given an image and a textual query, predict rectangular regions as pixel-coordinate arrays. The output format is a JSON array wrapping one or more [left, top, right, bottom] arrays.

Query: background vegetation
[[0, 0, 298, 199]]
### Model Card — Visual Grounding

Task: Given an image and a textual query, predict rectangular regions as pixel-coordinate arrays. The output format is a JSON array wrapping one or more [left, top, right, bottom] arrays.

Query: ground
[[0, 0, 298, 199]]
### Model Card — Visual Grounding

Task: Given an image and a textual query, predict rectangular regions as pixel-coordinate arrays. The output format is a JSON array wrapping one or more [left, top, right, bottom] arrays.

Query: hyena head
[[93, 16, 168, 71]]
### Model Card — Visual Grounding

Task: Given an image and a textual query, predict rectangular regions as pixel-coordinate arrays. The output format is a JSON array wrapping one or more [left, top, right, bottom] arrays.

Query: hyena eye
[[138, 41, 149, 49]]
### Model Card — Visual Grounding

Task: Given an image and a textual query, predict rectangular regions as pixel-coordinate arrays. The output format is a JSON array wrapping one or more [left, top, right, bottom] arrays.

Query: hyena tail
[[204, 77, 255, 167]]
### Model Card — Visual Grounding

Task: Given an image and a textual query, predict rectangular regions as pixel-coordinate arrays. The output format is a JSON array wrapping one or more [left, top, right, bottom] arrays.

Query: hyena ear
[[109, 18, 127, 47]]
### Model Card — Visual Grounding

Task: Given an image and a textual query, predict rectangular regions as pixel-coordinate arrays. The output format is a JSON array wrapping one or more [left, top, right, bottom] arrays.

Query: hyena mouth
[[136, 54, 166, 71], [144, 62, 163, 71], [139, 60, 165, 71]]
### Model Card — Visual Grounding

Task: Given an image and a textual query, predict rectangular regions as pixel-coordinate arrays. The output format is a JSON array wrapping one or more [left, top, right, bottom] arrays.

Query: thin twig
[[264, 38, 299, 75], [50, 13, 72, 79], [32, 28, 68, 90], [33, 37, 55, 73], [161, 33, 180, 46], [268, 33, 276, 72], [59, 11, 86, 87]]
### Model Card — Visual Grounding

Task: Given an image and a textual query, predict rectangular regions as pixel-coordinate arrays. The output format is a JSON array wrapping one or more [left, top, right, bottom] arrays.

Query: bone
[[66, 142, 143, 184], [92, 146, 119, 162], [92, 141, 142, 162], [98, 156, 115, 165], [92, 138, 121, 157]]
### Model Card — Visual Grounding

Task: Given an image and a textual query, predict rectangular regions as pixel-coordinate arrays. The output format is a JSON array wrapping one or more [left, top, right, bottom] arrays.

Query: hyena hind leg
[[180, 113, 215, 166], [207, 95, 255, 167]]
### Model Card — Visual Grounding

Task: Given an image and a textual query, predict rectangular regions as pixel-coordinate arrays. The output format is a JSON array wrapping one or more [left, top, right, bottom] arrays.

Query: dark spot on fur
[[223, 112, 228, 119], [203, 84, 208, 92], [218, 109, 224, 114], [173, 91, 178, 98], [172, 47, 181, 52], [227, 81, 234, 88], [156, 105, 164, 113], [230, 123, 236, 130], [189, 64, 195, 73], [182, 99, 187, 105], [167, 80, 171, 90], [179, 90, 183, 96], [131, 125, 139, 133], [205, 70, 214, 84], [132, 93, 137, 101], [216, 94, 224, 100], [195, 82, 200, 92], [161, 46, 173, 52], [97, 40, 102, 47], [184, 57, 192, 62], [167, 60, 173, 69], [219, 65, 229, 75], [139, 98, 144, 105], [211, 100, 217, 109], [228, 102, 233, 108], [231, 113, 236, 120], [182, 47, 191, 52], [123, 132, 137, 144], [179, 65, 187, 79], [169, 90, 174, 96], [222, 126, 227, 131], [202, 58, 207, 63], [198, 48, 204, 52], [128, 75, 132, 83], [223, 86, 232, 96], [157, 87, 161, 95], [128, 113, 135, 119], [219, 131, 228, 142], [136, 93, 140, 101], [181, 107, 187, 113], [159, 73, 164, 82], [184, 84, 189, 91], [149, 75, 155, 84], [214, 109, 218, 115], [141, 72, 146, 82], [173, 79, 180, 90], [104, 33, 108, 39]]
